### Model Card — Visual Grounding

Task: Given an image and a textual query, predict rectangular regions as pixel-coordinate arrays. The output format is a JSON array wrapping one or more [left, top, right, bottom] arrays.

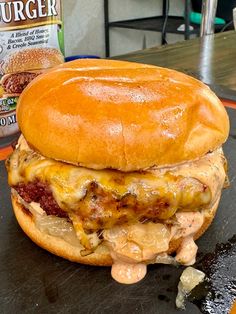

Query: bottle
[[0, 0, 65, 160]]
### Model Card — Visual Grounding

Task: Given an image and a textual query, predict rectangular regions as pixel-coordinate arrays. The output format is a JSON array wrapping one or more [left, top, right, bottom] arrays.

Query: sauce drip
[[176, 236, 198, 265], [111, 262, 147, 284]]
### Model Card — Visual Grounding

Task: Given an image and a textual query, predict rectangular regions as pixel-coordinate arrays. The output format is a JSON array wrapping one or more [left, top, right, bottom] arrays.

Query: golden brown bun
[[12, 193, 218, 266], [2, 48, 64, 74], [17, 59, 229, 171]]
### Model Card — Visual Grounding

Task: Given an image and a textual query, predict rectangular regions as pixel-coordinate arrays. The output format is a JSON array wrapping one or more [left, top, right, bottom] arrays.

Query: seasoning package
[[0, 0, 64, 157]]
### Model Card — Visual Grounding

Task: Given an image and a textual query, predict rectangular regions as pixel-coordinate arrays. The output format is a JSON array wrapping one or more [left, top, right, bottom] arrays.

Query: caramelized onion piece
[[104, 223, 171, 263], [176, 267, 205, 309], [35, 214, 82, 248]]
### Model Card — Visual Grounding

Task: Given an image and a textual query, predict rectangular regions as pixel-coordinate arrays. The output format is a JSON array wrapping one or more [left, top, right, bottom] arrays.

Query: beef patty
[[1, 72, 40, 94], [13, 177, 210, 232], [14, 181, 68, 218]]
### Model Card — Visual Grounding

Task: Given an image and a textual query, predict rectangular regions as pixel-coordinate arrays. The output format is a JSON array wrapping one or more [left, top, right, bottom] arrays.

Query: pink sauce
[[175, 212, 204, 237], [111, 262, 147, 284]]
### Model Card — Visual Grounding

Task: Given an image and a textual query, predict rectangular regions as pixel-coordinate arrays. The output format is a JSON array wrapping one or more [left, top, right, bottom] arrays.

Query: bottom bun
[[12, 194, 218, 266], [12, 195, 112, 266]]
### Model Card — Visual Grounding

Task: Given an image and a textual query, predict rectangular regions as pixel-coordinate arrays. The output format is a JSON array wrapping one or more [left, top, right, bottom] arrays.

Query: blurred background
[[64, 0, 236, 58]]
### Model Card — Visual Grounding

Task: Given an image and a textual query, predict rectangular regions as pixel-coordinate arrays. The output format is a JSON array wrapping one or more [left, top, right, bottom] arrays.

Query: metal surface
[[0, 108, 235, 313], [104, 0, 110, 58], [199, 34, 214, 85], [162, 0, 167, 45], [184, 0, 191, 40], [104, 0, 195, 57], [200, 0, 218, 36]]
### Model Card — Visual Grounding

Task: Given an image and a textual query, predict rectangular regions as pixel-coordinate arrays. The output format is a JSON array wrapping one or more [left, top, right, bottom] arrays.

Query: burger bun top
[[17, 59, 229, 172]]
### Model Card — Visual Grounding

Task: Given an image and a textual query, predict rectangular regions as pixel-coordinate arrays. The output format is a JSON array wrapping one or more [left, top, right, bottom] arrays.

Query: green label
[[0, 97, 18, 113]]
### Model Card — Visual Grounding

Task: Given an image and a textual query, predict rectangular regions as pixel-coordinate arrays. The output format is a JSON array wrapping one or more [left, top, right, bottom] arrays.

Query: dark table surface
[[0, 107, 236, 314], [114, 31, 236, 102]]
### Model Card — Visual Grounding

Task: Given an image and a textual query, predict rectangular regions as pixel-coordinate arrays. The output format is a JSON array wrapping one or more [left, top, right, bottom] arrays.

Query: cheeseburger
[[6, 59, 229, 284], [0, 47, 64, 97]]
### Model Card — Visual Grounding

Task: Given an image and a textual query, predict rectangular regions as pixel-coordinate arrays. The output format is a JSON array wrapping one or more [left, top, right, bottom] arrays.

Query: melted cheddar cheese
[[7, 136, 226, 230]]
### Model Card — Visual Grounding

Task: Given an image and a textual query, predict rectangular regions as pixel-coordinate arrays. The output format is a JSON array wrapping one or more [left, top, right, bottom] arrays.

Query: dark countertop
[[114, 31, 236, 102], [0, 107, 236, 313]]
